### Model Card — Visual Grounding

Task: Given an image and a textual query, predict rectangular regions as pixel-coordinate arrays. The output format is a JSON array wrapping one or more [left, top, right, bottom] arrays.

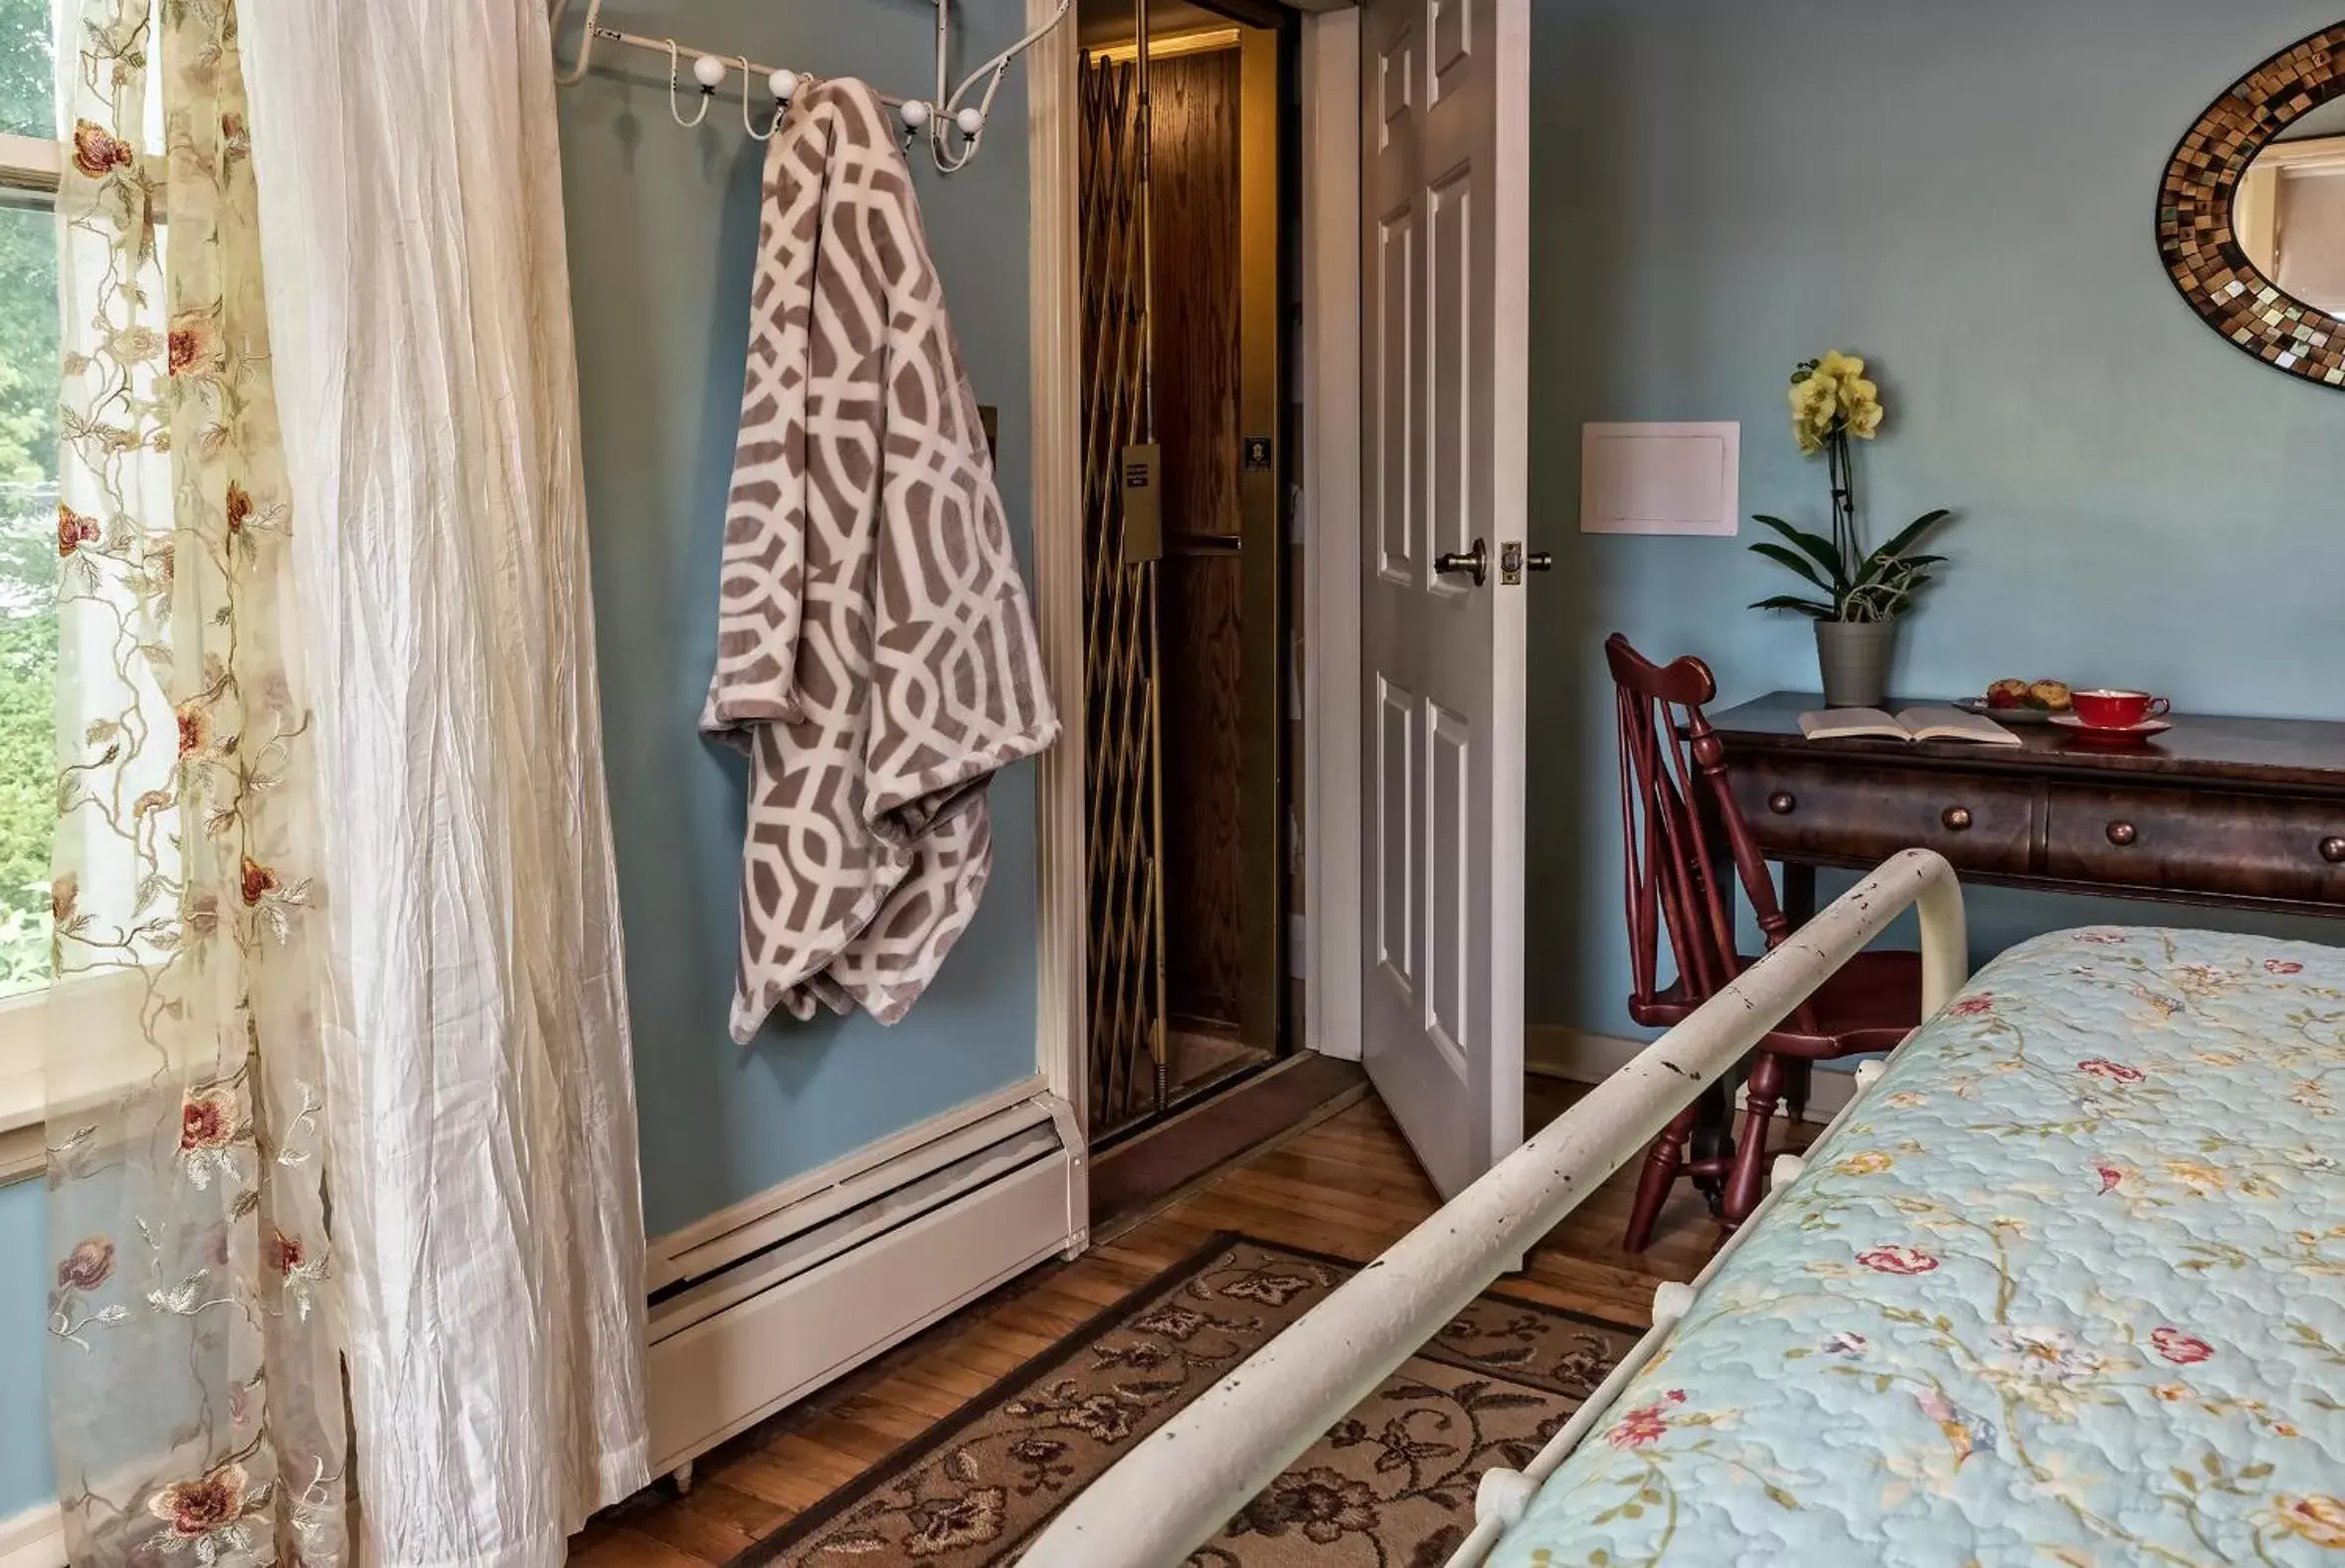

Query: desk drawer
[[1731, 758, 2038, 876], [2045, 784, 2345, 905]]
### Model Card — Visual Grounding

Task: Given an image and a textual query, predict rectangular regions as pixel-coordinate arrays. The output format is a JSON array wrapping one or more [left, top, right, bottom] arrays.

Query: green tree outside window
[[0, 0, 60, 993]]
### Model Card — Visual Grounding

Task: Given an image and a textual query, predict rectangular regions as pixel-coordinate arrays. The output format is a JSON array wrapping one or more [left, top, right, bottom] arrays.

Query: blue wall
[[1525, 0, 2345, 1041], [0, 1182, 48, 1513], [555, 0, 1044, 1236]]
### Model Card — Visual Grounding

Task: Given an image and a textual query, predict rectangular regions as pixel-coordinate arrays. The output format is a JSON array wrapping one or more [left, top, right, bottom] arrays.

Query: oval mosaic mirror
[[2159, 23, 2345, 389]]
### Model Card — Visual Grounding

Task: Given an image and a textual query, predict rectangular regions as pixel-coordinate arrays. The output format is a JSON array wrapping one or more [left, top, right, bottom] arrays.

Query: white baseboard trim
[[645, 1142, 1081, 1479], [0, 1500, 63, 1568], [645, 1074, 1051, 1291], [1525, 1025, 1857, 1123]]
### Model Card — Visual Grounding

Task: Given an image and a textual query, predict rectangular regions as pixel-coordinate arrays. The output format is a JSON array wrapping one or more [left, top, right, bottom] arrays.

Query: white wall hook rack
[[548, 0, 1070, 173]]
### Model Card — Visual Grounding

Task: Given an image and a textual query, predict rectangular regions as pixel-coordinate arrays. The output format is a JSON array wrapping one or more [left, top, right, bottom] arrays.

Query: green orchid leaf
[[1848, 558, 1899, 592], [1749, 514, 1849, 587], [1851, 549, 1944, 597], [1748, 595, 1836, 618], [1863, 508, 1955, 572], [1748, 542, 1835, 592], [1848, 568, 1934, 620]]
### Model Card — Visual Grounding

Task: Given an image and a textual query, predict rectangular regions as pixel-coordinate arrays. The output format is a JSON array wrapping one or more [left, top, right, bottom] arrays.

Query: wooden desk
[[1710, 692, 2345, 922]]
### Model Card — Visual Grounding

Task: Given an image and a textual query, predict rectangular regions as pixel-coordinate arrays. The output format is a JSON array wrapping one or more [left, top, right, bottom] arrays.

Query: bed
[[1021, 852, 2345, 1567], [1488, 923, 2345, 1566]]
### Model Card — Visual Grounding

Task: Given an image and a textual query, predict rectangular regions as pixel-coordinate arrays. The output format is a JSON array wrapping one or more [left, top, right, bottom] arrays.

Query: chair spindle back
[[1605, 633, 1798, 1017]]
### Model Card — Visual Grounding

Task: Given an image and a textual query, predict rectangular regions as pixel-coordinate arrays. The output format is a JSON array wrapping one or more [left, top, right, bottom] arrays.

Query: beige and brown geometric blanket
[[700, 78, 1057, 1040]]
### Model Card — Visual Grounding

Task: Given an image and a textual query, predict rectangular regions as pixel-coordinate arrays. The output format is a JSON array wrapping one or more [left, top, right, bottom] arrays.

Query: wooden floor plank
[[614, 1481, 787, 1564], [716, 1449, 839, 1513], [570, 1527, 711, 1568], [572, 1076, 1797, 1565]]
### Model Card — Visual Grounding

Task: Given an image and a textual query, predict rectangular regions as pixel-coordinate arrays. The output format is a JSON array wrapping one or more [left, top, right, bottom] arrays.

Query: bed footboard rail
[[1020, 848, 1967, 1568]]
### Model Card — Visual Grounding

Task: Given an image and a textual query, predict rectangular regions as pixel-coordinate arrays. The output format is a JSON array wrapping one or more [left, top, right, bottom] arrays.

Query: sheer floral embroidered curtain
[[48, 0, 349, 1563], [47, 2, 652, 1565]]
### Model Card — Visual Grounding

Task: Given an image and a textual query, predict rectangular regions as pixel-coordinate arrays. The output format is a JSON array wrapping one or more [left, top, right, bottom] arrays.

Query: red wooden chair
[[1606, 633, 1922, 1250]]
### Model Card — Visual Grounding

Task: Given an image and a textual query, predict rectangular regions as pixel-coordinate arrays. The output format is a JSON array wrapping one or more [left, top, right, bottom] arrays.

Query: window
[[0, 194, 57, 1000], [0, 0, 57, 1176], [0, 0, 48, 141]]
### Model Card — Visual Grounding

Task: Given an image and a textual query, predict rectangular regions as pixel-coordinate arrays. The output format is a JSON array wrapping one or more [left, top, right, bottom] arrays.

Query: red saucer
[[2051, 713, 2171, 742]]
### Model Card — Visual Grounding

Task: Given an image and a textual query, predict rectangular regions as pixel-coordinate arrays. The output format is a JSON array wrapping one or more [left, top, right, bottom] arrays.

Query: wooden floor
[[572, 1077, 1815, 1568]]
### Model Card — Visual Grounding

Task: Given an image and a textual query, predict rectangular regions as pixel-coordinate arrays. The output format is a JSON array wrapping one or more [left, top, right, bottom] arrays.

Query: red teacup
[[2072, 689, 2171, 729]]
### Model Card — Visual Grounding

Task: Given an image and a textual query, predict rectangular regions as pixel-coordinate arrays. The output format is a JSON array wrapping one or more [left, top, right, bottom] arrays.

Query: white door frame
[[1025, 0, 1091, 1132], [1296, 7, 1364, 1064], [1025, 2, 1371, 1129]]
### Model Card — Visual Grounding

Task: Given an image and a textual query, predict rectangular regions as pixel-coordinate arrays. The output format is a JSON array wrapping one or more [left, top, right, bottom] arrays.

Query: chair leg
[[1624, 1103, 1700, 1253], [1721, 1054, 1784, 1229], [1689, 1081, 1733, 1214], [1783, 1057, 1812, 1126]]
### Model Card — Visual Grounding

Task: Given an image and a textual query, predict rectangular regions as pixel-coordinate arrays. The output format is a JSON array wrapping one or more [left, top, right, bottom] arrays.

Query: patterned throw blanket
[[701, 79, 1057, 1040], [1494, 927, 2345, 1567]]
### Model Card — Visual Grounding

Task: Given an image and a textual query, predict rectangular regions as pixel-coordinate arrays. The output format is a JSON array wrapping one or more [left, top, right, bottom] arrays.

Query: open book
[[1798, 706, 2022, 746]]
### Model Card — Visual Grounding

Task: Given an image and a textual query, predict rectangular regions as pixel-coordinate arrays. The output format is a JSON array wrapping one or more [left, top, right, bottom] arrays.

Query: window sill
[[0, 972, 157, 1186], [0, 979, 44, 1184], [0, 1064, 40, 1187]]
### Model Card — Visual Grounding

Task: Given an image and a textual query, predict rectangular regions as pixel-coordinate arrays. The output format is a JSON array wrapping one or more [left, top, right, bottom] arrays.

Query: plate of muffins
[[1953, 678, 2073, 724]]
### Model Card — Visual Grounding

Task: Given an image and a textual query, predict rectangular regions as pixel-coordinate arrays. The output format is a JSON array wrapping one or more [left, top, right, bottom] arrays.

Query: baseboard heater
[[643, 1091, 1087, 1481]]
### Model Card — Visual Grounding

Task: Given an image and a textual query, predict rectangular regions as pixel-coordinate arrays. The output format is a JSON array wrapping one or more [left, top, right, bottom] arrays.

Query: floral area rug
[[729, 1234, 1642, 1567]]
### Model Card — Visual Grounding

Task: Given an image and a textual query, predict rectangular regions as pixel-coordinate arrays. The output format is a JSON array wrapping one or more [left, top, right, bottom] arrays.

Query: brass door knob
[[1940, 805, 1972, 832], [1767, 790, 1796, 815], [2107, 821, 2138, 847], [2323, 836, 2345, 864], [1433, 538, 1489, 586]]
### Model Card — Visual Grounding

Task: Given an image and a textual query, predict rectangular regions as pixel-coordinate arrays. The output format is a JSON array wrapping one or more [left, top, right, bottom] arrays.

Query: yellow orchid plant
[[1751, 352, 1951, 623]]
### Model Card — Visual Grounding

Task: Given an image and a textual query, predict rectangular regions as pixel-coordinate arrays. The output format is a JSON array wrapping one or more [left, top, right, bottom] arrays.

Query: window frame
[[0, 989, 42, 1181], [0, 128, 62, 1181], [0, 130, 59, 196]]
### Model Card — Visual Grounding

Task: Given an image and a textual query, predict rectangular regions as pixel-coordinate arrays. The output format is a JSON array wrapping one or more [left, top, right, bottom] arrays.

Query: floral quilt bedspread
[[1493, 927, 2345, 1567]]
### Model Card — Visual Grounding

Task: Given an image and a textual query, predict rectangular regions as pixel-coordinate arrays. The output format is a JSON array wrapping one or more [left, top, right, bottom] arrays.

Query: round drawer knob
[[1940, 805, 1972, 832], [2323, 836, 2345, 865], [2106, 820, 2138, 847], [1767, 790, 1796, 816]]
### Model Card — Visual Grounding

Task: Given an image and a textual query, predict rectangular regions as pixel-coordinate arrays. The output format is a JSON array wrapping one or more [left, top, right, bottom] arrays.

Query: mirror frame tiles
[[2159, 22, 2345, 390]]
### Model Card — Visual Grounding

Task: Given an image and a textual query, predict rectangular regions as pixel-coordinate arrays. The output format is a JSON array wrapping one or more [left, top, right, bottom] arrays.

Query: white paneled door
[[1358, 0, 1530, 1198]]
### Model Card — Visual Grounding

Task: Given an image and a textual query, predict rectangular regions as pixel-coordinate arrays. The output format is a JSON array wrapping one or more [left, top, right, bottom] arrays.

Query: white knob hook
[[744, 59, 790, 140], [898, 97, 934, 151], [927, 104, 986, 173], [664, 40, 717, 126]]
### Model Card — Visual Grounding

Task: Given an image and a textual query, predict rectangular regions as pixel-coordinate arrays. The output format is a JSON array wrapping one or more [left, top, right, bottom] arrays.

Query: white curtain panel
[[237, 4, 651, 1566]]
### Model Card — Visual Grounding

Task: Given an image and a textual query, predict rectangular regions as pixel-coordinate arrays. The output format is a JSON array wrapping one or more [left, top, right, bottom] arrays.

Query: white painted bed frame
[[1022, 847, 1971, 1567]]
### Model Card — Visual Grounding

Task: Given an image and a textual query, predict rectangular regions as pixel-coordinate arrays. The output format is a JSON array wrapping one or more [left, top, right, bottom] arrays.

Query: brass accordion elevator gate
[[1080, 52, 1169, 1136]]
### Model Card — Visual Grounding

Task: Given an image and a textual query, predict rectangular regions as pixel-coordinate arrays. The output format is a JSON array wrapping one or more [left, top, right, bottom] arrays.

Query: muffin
[[1985, 678, 2031, 710]]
